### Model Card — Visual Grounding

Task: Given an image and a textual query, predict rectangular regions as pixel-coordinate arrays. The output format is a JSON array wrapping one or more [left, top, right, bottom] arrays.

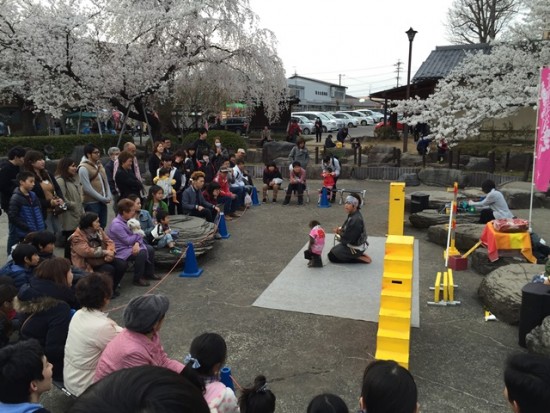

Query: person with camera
[[78, 144, 112, 229], [21, 150, 65, 240], [55, 158, 84, 259]]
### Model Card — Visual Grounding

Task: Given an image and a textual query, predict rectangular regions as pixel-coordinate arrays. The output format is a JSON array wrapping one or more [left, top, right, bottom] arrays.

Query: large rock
[[262, 141, 295, 164], [526, 316, 550, 356], [478, 263, 544, 324], [366, 145, 396, 165], [398, 173, 420, 186], [399, 152, 424, 167], [463, 156, 493, 171], [418, 168, 469, 188], [505, 153, 532, 171], [470, 248, 530, 275], [427, 223, 484, 250], [409, 210, 480, 229], [501, 188, 545, 209], [154, 215, 216, 267]]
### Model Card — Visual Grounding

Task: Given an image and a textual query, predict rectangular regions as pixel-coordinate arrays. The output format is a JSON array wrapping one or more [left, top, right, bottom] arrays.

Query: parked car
[[355, 109, 385, 123], [322, 112, 346, 129], [331, 112, 359, 128], [291, 115, 315, 135], [336, 111, 373, 126], [374, 120, 404, 131], [291, 112, 338, 132], [210, 117, 249, 135]]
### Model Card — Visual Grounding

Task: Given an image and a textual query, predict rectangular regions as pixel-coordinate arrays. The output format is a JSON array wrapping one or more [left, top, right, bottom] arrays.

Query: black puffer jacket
[[15, 280, 73, 381]]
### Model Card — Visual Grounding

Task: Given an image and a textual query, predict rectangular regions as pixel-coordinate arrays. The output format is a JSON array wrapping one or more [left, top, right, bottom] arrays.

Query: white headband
[[345, 196, 359, 207]]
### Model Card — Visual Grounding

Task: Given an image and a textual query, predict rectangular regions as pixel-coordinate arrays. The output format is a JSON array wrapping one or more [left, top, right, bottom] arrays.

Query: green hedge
[[0, 134, 133, 158]]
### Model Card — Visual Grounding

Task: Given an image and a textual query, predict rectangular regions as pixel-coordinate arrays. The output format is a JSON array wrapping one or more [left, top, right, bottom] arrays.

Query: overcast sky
[[248, 0, 455, 97]]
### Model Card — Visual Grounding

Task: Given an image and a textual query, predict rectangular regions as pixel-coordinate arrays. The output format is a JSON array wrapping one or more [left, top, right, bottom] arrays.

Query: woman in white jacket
[[63, 273, 121, 396]]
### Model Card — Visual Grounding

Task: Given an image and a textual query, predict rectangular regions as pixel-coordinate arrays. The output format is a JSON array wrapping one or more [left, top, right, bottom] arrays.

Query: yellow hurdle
[[434, 272, 442, 302]]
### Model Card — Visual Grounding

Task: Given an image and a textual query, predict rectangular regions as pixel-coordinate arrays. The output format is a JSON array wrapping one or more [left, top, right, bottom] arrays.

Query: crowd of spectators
[[0, 136, 549, 412]]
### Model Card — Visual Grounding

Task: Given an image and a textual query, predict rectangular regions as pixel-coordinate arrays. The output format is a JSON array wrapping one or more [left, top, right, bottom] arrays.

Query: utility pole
[[338, 74, 345, 86], [394, 60, 403, 87]]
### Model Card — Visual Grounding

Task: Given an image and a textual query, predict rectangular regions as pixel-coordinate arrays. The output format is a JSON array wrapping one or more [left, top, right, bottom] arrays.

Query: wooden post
[[353, 145, 358, 165], [488, 151, 496, 173], [315, 147, 319, 164], [448, 149, 453, 169], [396, 148, 401, 167], [358, 146, 362, 167], [522, 155, 532, 182], [456, 149, 461, 170], [505, 151, 510, 171]]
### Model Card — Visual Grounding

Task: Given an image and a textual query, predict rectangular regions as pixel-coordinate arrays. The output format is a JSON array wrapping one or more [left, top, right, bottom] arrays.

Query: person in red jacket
[[213, 167, 240, 218]]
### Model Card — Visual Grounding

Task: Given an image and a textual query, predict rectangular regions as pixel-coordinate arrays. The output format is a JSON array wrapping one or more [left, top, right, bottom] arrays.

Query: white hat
[[237, 148, 246, 154]]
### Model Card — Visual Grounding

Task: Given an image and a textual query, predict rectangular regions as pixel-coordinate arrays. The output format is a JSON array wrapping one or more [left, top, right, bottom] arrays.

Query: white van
[[291, 112, 338, 132]]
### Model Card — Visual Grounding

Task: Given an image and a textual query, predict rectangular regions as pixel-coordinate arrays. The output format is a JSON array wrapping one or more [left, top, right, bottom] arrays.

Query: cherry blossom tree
[[0, 0, 287, 137], [397, 0, 549, 141]]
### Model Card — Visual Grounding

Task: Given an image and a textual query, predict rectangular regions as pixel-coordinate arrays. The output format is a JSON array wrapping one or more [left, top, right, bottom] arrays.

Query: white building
[[287, 75, 347, 111]]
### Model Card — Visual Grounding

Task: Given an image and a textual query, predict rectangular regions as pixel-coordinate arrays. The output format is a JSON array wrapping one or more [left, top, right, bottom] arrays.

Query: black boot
[[311, 255, 323, 267], [283, 195, 290, 205], [297, 195, 304, 205]]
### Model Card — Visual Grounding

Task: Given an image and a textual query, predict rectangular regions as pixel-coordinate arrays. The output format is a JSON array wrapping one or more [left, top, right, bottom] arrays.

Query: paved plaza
[[3, 179, 549, 413]]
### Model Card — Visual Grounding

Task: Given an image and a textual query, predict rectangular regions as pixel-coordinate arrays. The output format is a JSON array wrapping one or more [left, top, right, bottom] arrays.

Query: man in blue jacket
[[7, 172, 45, 252]]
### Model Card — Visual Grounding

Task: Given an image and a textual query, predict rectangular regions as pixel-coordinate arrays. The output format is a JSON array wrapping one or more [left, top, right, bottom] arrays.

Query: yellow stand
[[428, 181, 462, 307], [376, 235, 415, 369], [388, 182, 405, 236]]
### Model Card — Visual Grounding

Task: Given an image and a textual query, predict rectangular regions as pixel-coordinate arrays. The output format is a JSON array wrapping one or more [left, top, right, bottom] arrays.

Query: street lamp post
[[403, 27, 417, 153]]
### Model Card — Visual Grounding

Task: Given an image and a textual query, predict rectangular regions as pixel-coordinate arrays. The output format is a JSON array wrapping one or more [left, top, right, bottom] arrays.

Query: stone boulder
[[478, 263, 544, 324], [154, 215, 216, 267], [399, 153, 423, 167], [500, 187, 545, 209], [463, 156, 493, 171], [366, 146, 396, 165], [409, 210, 480, 229], [470, 248, 530, 275], [398, 173, 420, 186], [526, 316, 550, 357], [505, 153, 532, 171], [418, 168, 469, 188], [427, 223, 484, 251], [262, 141, 295, 164]]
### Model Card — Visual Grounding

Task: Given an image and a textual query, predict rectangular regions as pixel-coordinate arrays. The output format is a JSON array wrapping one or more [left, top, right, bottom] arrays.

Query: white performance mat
[[253, 235, 420, 327]]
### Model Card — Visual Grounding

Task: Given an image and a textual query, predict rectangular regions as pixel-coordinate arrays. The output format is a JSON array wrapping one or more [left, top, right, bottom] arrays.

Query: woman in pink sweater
[[93, 294, 183, 383]]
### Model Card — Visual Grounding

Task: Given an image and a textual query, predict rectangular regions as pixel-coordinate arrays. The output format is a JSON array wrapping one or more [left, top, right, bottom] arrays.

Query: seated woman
[[128, 194, 154, 239], [15, 257, 76, 381], [283, 162, 306, 206], [262, 162, 282, 203], [107, 199, 158, 287], [71, 212, 127, 297], [183, 332, 239, 413], [328, 193, 371, 264], [469, 179, 514, 224], [93, 294, 184, 383], [64, 273, 122, 396]]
